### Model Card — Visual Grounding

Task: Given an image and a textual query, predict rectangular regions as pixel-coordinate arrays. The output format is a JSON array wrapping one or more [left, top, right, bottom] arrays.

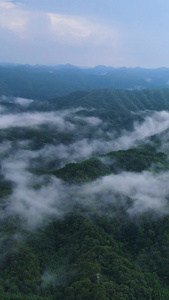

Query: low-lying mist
[[0, 97, 169, 229], [1, 154, 169, 229]]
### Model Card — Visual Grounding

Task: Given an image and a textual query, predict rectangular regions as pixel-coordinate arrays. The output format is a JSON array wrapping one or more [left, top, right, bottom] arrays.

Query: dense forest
[[1, 83, 169, 299]]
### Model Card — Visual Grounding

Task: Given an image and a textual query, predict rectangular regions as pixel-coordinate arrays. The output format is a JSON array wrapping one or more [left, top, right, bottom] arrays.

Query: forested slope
[[46, 88, 169, 112]]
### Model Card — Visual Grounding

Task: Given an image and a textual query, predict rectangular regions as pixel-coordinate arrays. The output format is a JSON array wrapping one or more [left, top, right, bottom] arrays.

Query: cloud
[[47, 13, 116, 45], [113, 111, 169, 150], [0, 1, 117, 44], [0, 96, 34, 107], [13, 97, 34, 107], [0, 112, 73, 130], [145, 78, 152, 82], [36, 110, 169, 166], [74, 116, 102, 126], [0, 107, 96, 130], [0, 0, 28, 36], [0, 105, 6, 113], [0, 0, 123, 65], [1, 157, 70, 228], [79, 171, 169, 216], [0, 0, 121, 67], [48, 13, 92, 38], [0, 0, 15, 9], [2, 149, 169, 229]]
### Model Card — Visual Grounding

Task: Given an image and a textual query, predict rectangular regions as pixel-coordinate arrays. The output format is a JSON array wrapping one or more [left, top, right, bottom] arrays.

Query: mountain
[[1, 64, 169, 99]]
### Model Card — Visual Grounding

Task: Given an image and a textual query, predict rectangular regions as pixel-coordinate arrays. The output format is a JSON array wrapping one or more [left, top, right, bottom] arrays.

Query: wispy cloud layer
[[0, 105, 169, 164], [0, 111, 74, 130], [0, 106, 169, 228], [37, 110, 169, 165], [81, 171, 169, 216], [0, 105, 101, 130], [2, 153, 169, 229]]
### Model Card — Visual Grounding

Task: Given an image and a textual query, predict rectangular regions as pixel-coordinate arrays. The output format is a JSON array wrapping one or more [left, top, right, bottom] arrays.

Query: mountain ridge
[[1, 64, 169, 99]]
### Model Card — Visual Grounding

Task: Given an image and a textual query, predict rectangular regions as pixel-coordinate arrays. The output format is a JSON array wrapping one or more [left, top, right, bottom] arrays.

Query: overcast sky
[[0, 0, 169, 67]]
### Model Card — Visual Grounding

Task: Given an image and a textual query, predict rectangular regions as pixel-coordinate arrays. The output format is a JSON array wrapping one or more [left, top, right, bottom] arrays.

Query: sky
[[0, 0, 169, 67]]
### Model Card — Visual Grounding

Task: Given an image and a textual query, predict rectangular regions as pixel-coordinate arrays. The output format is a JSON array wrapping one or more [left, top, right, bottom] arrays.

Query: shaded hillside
[[45, 88, 169, 112], [28, 88, 169, 131]]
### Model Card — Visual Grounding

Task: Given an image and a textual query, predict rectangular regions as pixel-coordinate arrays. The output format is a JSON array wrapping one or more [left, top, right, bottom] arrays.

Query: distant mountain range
[[1, 63, 169, 99]]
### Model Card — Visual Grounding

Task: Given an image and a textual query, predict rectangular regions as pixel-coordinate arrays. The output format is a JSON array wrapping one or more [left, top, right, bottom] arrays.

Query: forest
[[1, 71, 169, 299]]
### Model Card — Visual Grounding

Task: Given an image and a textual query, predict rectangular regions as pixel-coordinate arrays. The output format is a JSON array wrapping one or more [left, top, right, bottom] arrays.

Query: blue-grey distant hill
[[1, 63, 169, 99]]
